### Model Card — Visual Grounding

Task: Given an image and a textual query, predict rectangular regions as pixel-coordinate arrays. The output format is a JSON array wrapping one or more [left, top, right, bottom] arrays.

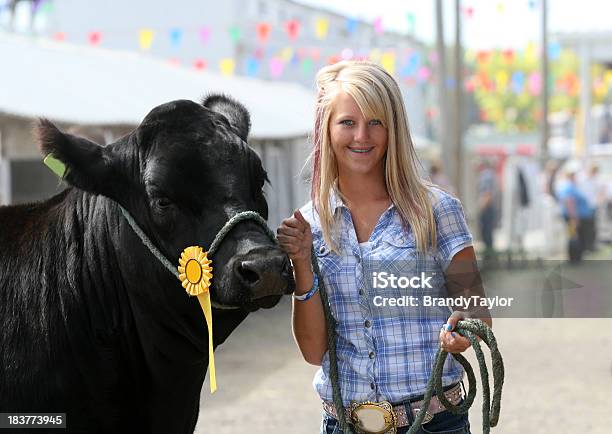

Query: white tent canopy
[[0, 32, 315, 139]]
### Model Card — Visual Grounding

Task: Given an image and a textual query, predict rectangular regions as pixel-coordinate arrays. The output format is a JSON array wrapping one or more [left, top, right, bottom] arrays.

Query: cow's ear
[[37, 119, 120, 197], [202, 94, 251, 141]]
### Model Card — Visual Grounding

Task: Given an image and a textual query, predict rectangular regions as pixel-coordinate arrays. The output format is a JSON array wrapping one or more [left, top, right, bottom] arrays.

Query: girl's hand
[[439, 311, 472, 353], [276, 210, 313, 268]]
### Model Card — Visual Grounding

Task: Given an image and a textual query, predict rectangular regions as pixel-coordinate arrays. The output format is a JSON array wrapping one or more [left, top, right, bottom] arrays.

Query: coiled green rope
[[313, 247, 505, 434]]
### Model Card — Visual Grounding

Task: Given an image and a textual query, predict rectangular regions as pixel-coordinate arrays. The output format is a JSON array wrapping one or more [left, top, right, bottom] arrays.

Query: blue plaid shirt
[[300, 186, 473, 406]]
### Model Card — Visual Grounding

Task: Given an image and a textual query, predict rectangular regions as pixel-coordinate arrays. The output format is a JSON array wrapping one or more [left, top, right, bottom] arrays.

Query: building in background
[[0, 32, 315, 229]]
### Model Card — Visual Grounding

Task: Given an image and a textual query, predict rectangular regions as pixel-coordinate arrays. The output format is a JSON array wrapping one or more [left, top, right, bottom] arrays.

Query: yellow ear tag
[[178, 246, 216, 393]]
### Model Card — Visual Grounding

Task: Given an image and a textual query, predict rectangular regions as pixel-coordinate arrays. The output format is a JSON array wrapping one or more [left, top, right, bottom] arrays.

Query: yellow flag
[[525, 41, 536, 62], [315, 17, 329, 40], [381, 52, 396, 75], [280, 47, 293, 62], [219, 58, 235, 76], [496, 70, 509, 91], [138, 28, 154, 51]]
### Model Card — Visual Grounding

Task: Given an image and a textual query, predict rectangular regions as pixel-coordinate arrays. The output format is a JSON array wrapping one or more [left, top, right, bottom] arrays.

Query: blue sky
[[294, 0, 612, 49]]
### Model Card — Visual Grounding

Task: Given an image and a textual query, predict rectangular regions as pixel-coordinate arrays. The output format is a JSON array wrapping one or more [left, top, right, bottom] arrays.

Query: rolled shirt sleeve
[[433, 192, 473, 271]]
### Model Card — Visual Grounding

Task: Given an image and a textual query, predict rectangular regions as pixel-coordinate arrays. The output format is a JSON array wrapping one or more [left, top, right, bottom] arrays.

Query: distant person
[[599, 107, 612, 144], [429, 161, 455, 194], [578, 164, 605, 251], [557, 169, 592, 263], [477, 160, 498, 259]]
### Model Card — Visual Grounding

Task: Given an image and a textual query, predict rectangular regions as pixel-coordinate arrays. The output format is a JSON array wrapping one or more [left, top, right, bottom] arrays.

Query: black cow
[[0, 95, 293, 433]]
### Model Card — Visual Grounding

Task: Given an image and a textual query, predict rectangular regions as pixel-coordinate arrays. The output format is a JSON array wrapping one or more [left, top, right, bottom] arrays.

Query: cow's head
[[37, 95, 293, 312]]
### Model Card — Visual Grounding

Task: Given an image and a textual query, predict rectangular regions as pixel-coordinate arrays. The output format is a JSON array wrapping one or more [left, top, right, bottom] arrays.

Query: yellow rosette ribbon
[[178, 246, 216, 393]]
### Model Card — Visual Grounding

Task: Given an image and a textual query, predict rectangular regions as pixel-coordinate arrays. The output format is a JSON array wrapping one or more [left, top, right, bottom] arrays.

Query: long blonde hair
[[310, 60, 437, 253]]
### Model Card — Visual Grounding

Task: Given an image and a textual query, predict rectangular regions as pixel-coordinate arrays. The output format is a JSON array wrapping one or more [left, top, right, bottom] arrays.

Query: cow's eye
[[152, 197, 173, 210]]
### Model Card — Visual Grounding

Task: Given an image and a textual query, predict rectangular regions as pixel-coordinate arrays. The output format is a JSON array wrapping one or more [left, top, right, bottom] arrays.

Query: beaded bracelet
[[293, 273, 319, 301]]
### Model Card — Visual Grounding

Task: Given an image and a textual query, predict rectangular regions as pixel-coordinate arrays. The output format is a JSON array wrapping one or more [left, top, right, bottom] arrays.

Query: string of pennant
[[44, 23, 596, 98], [45, 21, 437, 82], [6, 0, 594, 98]]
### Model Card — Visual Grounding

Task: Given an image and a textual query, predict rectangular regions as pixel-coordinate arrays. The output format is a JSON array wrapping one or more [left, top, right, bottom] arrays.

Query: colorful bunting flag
[[527, 72, 542, 95], [346, 17, 358, 34], [219, 58, 235, 76], [373, 17, 383, 34], [301, 58, 314, 75], [495, 70, 509, 91], [169, 28, 183, 47], [417, 66, 430, 82], [310, 47, 321, 62], [511, 71, 525, 94], [406, 13, 415, 33], [315, 18, 329, 40], [52, 32, 66, 42], [381, 51, 396, 75], [228, 26, 241, 44], [256, 22, 271, 43], [548, 42, 561, 60], [246, 58, 259, 77], [280, 47, 293, 62], [284, 20, 300, 40], [254, 46, 265, 60], [269, 57, 284, 78], [138, 29, 154, 51], [193, 58, 207, 71], [88, 31, 102, 46], [199, 27, 211, 44]]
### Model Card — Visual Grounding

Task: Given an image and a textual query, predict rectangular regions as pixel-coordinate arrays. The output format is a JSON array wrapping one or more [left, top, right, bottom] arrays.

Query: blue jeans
[[320, 409, 471, 434]]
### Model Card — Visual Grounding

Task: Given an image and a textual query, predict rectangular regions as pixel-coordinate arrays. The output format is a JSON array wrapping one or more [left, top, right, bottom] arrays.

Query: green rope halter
[[118, 204, 276, 309]]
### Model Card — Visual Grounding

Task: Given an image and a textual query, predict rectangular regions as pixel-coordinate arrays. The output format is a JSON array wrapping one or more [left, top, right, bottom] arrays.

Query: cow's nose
[[234, 254, 293, 295], [235, 260, 262, 287]]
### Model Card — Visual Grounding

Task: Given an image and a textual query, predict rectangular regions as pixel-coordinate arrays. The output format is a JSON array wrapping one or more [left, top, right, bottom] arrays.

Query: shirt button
[[359, 288, 364, 296], [370, 382, 375, 390], [369, 351, 375, 359], [364, 320, 371, 328]]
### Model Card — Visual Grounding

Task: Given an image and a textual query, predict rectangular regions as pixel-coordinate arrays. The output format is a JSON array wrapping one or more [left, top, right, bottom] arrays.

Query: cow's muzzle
[[234, 246, 294, 304]]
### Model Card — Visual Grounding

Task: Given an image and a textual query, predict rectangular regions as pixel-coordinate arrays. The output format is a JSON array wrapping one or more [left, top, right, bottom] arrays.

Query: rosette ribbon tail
[[197, 291, 216, 393]]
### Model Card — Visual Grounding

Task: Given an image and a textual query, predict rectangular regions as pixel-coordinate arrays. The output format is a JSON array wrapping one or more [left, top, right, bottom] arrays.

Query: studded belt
[[322, 382, 463, 430]]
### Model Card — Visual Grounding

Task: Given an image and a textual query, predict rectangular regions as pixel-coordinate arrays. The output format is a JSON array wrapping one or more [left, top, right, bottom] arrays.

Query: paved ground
[[195, 249, 612, 433]]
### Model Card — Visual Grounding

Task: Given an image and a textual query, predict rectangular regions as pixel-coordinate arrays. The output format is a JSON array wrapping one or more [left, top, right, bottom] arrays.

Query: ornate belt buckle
[[349, 401, 397, 434], [414, 407, 434, 425]]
